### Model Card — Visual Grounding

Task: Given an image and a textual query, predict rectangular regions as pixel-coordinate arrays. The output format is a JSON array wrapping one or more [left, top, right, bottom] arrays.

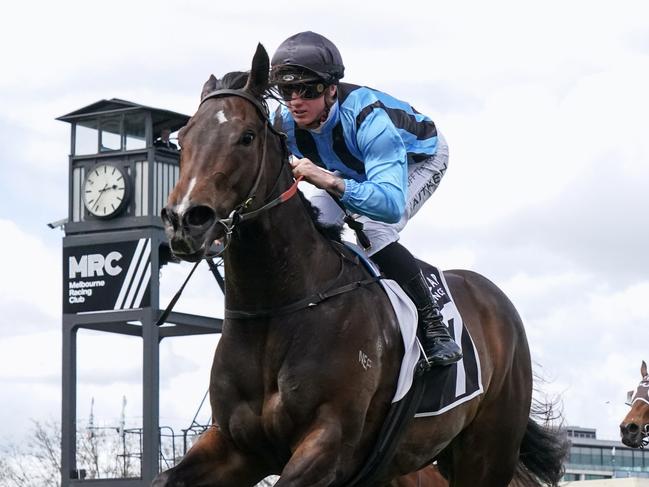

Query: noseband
[[198, 89, 300, 253]]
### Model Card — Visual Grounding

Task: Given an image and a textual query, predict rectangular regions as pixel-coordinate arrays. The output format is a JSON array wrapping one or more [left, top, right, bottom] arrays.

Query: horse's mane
[[217, 71, 249, 90]]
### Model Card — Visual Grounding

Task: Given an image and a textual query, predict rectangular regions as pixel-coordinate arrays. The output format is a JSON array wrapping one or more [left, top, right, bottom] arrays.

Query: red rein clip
[[279, 176, 304, 203]]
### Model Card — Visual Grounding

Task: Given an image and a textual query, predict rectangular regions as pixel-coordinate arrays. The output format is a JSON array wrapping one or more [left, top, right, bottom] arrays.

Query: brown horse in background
[[620, 360, 649, 448], [392, 466, 446, 487], [154, 44, 567, 486]]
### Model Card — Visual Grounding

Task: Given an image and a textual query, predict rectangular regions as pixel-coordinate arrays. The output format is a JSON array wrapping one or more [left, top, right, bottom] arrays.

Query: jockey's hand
[[290, 157, 345, 198]]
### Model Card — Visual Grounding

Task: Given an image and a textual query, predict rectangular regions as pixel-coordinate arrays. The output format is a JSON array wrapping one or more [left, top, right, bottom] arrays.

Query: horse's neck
[[223, 195, 342, 310]]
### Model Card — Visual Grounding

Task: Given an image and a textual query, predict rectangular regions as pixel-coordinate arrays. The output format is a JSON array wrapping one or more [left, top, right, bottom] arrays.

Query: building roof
[[571, 437, 627, 448], [56, 98, 190, 134], [566, 425, 628, 449]]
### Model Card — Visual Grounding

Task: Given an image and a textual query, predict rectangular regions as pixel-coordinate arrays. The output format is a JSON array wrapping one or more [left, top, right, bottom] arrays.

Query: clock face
[[83, 164, 130, 218]]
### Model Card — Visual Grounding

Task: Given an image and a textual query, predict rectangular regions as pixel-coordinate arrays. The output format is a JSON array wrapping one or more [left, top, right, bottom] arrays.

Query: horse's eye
[[240, 131, 255, 146]]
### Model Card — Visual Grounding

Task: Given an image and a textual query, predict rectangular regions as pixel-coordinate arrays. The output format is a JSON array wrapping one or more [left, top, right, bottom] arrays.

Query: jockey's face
[[286, 85, 336, 129]]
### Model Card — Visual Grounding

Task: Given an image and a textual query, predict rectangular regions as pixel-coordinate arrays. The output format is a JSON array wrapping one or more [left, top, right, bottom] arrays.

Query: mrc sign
[[63, 239, 151, 313]]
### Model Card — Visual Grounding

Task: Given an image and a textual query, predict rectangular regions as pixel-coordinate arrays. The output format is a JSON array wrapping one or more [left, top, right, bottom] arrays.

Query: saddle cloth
[[345, 243, 483, 416]]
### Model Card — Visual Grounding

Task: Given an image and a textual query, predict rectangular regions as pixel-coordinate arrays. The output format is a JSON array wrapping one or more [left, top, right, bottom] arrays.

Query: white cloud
[[0, 330, 61, 440], [0, 220, 60, 325], [522, 280, 649, 439]]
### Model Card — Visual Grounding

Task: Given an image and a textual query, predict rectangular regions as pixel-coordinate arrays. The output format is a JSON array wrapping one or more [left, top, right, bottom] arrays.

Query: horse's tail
[[513, 400, 570, 487]]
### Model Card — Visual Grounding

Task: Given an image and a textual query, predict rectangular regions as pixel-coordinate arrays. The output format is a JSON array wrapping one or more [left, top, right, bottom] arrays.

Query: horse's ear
[[245, 43, 269, 98], [201, 75, 218, 101], [642, 361, 647, 377]]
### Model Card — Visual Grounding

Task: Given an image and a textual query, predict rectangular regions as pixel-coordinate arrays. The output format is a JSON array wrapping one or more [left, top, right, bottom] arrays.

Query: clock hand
[[93, 184, 110, 210]]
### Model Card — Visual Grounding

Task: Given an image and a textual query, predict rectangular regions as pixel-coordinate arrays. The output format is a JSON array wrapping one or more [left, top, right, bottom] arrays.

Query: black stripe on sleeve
[[408, 152, 434, 164], [356, 101, 437, 140]]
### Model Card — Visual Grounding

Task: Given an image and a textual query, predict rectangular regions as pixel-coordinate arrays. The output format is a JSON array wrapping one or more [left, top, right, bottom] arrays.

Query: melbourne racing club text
[[67, 251, 123, 304]]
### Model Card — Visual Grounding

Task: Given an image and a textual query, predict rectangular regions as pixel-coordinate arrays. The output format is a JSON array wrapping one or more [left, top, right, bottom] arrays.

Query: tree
[[0, 420, 279, 486], [1, 420, 62, 487]]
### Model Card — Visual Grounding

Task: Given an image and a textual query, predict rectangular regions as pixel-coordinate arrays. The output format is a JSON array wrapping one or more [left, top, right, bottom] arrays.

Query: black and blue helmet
[[270, 31, 345, 85]]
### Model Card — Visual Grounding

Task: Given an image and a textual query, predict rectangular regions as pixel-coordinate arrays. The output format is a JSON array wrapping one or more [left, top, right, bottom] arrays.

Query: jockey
[[269, 31, 462, 371]]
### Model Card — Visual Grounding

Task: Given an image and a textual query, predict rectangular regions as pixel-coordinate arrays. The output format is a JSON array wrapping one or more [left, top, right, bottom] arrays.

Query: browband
[[200, 88, 285, 137]]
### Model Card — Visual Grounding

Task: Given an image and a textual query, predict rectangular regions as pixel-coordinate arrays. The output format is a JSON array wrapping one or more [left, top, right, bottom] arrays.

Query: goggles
[[277, 82, 326, 101]]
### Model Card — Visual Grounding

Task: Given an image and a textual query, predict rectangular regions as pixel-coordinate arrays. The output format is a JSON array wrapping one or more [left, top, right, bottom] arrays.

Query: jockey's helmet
[[270, 31, 345, 87]]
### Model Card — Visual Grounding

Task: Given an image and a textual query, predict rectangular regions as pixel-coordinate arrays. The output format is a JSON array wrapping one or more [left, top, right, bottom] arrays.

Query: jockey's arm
[[339, 109, 408, 223], [281, 105, 408, 224], [290, 154, 406, 224], [289, 157, 346, 198]]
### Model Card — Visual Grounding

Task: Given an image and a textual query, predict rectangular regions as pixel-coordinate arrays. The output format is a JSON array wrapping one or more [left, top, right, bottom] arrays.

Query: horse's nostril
[[185, 205, 216, 229], [627, 422, 640, 434]]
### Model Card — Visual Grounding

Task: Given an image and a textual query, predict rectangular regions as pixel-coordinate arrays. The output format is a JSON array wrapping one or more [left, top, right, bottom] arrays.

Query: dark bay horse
[[620, 360, 649, 448], [155, 44, 567, 486]]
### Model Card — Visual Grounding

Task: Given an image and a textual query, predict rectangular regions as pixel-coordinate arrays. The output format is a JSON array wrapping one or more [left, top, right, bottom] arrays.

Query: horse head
[[161, 44, 285, 262], [620, 360, 649, 448]]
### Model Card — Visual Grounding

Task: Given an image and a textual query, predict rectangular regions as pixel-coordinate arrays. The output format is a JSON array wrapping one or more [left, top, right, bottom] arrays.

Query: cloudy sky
[[1, 0, 648, 457]]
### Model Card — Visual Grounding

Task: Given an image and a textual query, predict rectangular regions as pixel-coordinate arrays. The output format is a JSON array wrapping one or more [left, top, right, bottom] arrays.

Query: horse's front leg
[[274, 411, 346, 487], [152, 425, 266, 487]]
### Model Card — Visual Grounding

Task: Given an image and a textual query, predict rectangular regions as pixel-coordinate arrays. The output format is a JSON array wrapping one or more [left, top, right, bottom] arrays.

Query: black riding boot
[[402, 271, 463, 372]]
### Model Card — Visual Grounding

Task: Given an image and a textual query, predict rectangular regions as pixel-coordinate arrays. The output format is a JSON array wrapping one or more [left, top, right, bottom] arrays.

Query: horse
[[620, 360, 649, 448], [154, 43, 568, 487]]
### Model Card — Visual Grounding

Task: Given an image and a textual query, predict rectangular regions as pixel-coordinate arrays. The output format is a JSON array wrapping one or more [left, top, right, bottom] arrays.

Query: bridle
[[628, 377, 649, 448], [156, 88, 303, 327], [198, 88, 302, 254], [631, 377, 649, 406]]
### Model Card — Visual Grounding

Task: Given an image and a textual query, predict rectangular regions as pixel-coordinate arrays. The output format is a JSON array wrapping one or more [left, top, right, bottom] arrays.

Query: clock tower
[[57, 99, 223, 486]]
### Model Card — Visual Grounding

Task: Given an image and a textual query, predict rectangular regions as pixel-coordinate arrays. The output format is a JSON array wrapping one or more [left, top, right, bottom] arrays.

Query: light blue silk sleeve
[[340, 108, 407, 223]]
